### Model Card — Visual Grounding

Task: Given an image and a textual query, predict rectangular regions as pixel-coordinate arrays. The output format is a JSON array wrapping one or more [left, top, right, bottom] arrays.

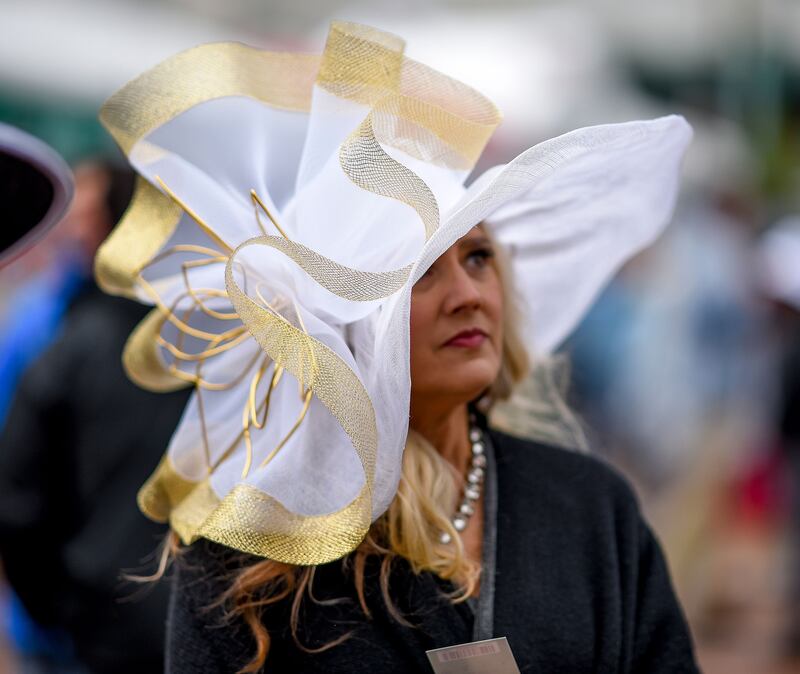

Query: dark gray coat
[[167, 428, 700, 673]]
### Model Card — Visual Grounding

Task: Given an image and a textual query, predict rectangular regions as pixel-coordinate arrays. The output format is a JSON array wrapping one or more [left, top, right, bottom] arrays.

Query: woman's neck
[[409, 402, 471, 472]]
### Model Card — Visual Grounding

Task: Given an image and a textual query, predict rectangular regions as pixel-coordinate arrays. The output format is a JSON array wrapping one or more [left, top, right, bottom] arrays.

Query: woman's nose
[[442, 263, 482, 315]]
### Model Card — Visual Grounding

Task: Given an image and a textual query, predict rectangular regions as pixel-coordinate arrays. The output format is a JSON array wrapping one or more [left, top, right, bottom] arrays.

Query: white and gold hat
[[95, 21, 691, 565]]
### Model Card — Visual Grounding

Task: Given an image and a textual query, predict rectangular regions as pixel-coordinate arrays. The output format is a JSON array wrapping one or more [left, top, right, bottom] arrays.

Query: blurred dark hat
[[0, 123, 74, 266]]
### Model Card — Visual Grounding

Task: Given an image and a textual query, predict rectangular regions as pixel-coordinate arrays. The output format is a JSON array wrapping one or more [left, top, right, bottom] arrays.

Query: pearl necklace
[[439, 412, 486, 545]]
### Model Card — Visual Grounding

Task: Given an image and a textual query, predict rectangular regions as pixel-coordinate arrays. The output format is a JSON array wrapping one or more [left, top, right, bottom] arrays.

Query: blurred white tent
[[0, 0, 775, 191], [3, 0, 797, 107], [0, 0, 655, 155], [0, 0, 245, 103]]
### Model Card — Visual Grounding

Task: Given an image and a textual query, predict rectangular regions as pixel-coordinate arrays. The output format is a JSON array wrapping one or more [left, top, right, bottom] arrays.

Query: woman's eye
[[466, 247, 494, 268]]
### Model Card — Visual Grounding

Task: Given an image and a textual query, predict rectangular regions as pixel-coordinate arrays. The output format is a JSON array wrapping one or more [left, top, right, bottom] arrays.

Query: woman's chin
[[438, 362, 498, 402]]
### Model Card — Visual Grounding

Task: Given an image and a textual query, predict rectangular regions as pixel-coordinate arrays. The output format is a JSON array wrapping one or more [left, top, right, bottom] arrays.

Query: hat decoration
[[96, 21, 691, 564]]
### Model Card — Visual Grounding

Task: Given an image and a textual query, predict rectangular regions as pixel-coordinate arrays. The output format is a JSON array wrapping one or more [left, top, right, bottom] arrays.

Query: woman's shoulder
[[487, 425, 643, 521], [486, 428, 701, 673]]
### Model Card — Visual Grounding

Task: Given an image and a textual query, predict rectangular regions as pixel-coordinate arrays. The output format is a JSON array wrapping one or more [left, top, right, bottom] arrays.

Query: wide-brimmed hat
[[0, 123, 73, 266], [96, 21, 691, 564]]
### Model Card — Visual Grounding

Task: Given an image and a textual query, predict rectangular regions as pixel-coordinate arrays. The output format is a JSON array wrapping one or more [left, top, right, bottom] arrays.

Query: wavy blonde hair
[[162, 226, 530, 672]]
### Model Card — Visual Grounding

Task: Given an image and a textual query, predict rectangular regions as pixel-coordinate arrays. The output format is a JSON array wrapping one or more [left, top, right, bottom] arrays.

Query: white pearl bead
[[469, 428, 482, 442], [467, 468, 485, 484], [440, 531, 452, 545], [471, 442, 484, 455], [453, 516, 467, 532], [465, 486, 480, 500], [472, 454, 487, 468], [460, 502, 475, 516]]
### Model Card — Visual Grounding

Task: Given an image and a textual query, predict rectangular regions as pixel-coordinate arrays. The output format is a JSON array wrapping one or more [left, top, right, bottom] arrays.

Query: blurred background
[[1, 0, 799, 672]]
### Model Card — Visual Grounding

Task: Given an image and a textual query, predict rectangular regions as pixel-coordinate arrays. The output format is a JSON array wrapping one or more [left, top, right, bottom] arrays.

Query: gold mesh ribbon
[[244, 235, 413, 301], [100, 42, 319, 156], [123, 308, 188, 392], [94, 177, 182, 299], [318, 21, 404, 103], [321, 22, 500, 170], [340, 112, 440, 239], [137, 455, 199, 523], [141, 457, 373, 564]]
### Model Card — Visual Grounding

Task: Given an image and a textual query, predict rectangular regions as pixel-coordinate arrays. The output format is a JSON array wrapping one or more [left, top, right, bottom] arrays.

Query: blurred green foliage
[[0, 90, 119, 165]]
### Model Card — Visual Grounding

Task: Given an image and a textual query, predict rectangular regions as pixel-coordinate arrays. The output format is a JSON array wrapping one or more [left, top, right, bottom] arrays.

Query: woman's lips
[[444, 329, 487, 348]]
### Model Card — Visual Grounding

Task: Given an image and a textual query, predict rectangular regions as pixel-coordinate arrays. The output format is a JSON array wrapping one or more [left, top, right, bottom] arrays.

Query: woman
[[163, 223, 698, 672], [95, 21, 698, 673]]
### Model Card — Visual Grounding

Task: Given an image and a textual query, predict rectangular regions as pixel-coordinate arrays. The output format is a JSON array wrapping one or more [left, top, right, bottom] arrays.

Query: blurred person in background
[[0, 160, 189, 673], [568, 186, 766, 487], [0, 162, 117, 425], [756, 217, 800, 656]]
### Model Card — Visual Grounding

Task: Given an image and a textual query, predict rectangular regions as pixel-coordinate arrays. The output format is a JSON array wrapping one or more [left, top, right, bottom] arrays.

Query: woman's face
[[409, 225, 504, 414]]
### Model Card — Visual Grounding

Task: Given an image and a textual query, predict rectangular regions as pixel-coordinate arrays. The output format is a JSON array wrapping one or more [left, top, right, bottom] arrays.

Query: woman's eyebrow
[[459, 235, 492, 249]]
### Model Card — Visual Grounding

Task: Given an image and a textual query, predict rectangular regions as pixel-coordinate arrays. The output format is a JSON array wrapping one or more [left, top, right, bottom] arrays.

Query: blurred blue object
[[0, 256, 87, 428], [5, 592, 75, 661], [0, 254, 88, 667]]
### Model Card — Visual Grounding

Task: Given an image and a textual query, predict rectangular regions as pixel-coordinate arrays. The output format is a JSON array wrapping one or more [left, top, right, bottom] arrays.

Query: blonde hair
[[166, 225, 530, 672]]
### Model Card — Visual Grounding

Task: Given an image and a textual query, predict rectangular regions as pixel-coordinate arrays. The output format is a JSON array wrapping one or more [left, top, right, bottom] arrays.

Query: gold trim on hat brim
[[100, 42, 320, 156], [94, 176, 183, 299], [139, 456, 372, 565]]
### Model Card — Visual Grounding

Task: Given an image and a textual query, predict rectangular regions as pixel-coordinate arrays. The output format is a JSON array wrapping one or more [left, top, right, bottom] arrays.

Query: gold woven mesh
[[248, 234, 413, 301], [100, 43, 319, 155], [319, 22, 499, 169], [340, 114, 440, 240], [373, 92, 498, 169], [141, 457, 372, 564], [137, 455, 199, 523], [318, 22, 404, 103], [167, 479, 221, 545], [196, 483, 371, 564], [123, 308, 189, 392], [94, 177, 182, 298]]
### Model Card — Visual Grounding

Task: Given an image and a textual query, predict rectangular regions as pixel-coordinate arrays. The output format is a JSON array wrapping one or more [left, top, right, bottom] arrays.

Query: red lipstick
[[444, 328, 487, 348]]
